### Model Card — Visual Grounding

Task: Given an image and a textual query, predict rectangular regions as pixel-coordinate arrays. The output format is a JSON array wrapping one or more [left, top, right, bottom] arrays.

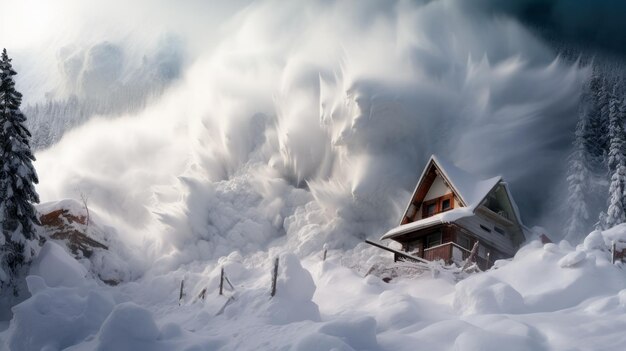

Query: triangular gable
[[400, 155, 502, 225], [480, 181, 524, 227]]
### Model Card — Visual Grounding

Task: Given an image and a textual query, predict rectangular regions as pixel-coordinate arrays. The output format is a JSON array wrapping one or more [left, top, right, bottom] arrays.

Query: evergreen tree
[[0, 49, 40, 288], [564, 109, 590, 240], [584, 75, 610, 166], [603, 85, 626, 228]]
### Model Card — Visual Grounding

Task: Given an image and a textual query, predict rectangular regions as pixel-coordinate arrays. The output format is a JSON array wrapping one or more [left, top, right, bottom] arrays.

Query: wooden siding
[[401, 165, 438, 224], [390, 223, 504, 269], [423, 243, 452, 262], [454, 213, 517, 256]]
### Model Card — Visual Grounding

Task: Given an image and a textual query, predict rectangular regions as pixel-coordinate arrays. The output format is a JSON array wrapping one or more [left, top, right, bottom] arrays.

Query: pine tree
[[603, 85, 626, 228], [0, 49, 40, 288], [564, 110, 590, 240], [584, 75, 610, 166]]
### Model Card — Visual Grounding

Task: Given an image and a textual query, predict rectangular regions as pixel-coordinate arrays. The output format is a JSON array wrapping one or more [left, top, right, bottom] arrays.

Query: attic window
[[421, 193, 455, 219], [426, 203, 437, 217], [494, 226, 505, 235], [480, 224, 491, 233], [442, 199, 451, 211]]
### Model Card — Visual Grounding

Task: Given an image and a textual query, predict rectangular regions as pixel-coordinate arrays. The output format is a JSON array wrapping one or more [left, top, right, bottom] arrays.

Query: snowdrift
[[3, 226, 626, 350]]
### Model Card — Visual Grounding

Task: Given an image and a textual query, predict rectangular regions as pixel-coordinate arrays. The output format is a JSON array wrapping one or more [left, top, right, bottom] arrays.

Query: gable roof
[[383, 155, 524, 241], [429, 155, 502, 208], [399, 155, 501, 223]]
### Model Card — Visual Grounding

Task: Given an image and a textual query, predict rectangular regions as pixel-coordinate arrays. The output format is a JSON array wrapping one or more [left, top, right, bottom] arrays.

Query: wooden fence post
[[270, 257, 279, 297], [219, 266, 224, 295], [179, 279, 185, 304], [612, 241, 617, 264], [323, 244, 328, 261], [224, 275, 235, 291], [198, 288, 207, 300]]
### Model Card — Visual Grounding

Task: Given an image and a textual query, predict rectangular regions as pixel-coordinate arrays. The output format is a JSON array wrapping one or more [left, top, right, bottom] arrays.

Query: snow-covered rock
[[37, 199, 140, 285]]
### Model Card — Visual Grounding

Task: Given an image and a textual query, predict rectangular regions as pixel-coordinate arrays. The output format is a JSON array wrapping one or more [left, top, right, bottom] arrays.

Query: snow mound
[[292, 317, 378, 351], [452, 328, 544, 351], [29, 241, 87, 288], [95, 302, 161, 351], [6, 278, 114, 351], [454, 275, 525, 315], [558, 250, 586, 268], [455, 234, 626, 315], [276, 253, 317, 302], [267, 253, 320, 324]]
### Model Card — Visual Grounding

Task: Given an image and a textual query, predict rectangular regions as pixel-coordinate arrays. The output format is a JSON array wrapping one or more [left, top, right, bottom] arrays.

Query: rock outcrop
[[40, 209, 108, 258]]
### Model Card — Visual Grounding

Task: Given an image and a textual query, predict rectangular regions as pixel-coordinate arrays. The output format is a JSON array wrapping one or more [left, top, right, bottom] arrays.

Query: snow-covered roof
[[429, 155, 501, 208], [383, 155, 520, 241], [381, 207, 474, 240]]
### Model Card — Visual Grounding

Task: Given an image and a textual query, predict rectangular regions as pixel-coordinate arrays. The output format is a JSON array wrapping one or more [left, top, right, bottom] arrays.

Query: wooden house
[[378, 155, 527, 269]]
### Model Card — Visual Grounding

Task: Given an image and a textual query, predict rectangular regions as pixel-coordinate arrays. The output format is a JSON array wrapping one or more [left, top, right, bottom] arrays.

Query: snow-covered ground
[[3, 221, 626, 350]]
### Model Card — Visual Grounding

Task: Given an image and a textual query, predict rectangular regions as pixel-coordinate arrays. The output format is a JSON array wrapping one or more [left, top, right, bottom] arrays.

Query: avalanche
[[3, 0, 625, 350]]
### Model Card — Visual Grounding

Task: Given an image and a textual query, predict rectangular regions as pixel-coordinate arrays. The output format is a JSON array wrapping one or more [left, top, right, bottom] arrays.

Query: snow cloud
[[11, 0, 587, 262]]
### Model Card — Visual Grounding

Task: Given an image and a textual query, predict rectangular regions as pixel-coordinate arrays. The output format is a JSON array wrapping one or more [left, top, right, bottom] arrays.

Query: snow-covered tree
[[0, 49, 40, 289], [564, 115, 590, 240], [584, 75, 610, 166], [603, 85, 626, 228]]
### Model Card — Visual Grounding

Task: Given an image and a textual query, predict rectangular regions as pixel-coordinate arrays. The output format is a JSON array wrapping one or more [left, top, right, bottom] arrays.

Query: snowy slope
[[2, 226, 626, 350]]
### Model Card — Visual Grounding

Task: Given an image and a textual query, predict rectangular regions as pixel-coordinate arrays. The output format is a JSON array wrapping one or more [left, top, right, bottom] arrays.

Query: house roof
[[382, 155, 522, 241], [380, 207, 474, 240], [428, 155, 501, 208]]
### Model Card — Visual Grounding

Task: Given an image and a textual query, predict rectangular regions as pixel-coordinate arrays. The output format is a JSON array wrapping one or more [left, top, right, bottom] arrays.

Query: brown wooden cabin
[[378, 155, 526, 270]]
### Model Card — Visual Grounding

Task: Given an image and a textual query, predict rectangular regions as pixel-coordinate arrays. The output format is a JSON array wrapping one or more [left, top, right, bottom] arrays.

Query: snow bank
[[29, 241, 87, 288], [5, 228, 626, 350], [267, 253, 320, 324], [93, 303, 161, 351], [455, 237, 626, 315], [292, 317, 378, 351], [454, 275, 525, 315], [5, 277, 114, 351]]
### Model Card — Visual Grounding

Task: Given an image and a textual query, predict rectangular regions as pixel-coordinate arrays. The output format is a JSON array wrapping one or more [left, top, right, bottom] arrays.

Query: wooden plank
[[270, 257, 279, 297]]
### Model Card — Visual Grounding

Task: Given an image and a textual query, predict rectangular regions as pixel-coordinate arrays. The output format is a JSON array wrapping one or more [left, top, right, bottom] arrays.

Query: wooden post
[[270, 257, 279, 297], [198, 288, 207, 300], [224, 275, 235, 291], [219, 266, 224, 295], [179, 279, 185, 303], [612, 241, 617, 264], [462, 241, 480, 271], [323, 248, 327, 261]]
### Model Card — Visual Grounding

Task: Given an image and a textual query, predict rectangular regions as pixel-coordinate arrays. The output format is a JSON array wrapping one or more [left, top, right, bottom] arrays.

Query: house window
[[421, 193, 455, 218], [457, 233, 471, 250], [426, 232, 442, 248], [442, 198, 451, 211], [480, 224, 491, 233], [478, 245, 488, 258], [426, 203, 437, 216], [494, 226, 505, 235]]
